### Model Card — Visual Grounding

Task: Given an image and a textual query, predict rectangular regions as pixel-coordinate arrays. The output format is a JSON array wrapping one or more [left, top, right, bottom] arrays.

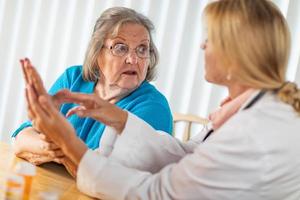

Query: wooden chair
[[173, 112, 209, 142]]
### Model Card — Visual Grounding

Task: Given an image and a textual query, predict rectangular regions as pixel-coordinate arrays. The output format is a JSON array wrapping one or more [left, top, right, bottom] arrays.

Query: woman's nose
[[125, 51, 138, 64]]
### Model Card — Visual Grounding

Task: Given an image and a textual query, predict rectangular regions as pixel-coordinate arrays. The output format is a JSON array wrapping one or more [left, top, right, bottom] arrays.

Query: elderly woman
[[12, 7, 173, 165], [22, 0, 300, 199]]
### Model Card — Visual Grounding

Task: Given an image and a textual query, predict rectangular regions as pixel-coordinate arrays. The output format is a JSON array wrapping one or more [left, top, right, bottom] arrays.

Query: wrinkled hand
[[20, 58, 76, 142], [55, 90, 128, 133], [20, 58, 67, 112], [14, 129, 64, 165], [21, 58, 87, 166], [16, 151, 63, 166], [19, 58, 66, 165], [25, 84, 76, 151]]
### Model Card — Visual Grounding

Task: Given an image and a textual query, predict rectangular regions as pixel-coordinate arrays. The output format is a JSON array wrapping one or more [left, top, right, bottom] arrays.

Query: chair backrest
[[173, 112, 209, 142]]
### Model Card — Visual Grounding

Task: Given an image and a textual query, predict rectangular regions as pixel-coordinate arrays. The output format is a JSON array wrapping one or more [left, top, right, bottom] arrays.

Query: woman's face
[[201, 40, 228, 85], [97, 23, 150, 90]]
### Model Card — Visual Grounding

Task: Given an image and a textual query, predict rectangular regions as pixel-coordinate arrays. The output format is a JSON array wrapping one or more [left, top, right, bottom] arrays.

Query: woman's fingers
[[25, 86, 41, 132], [66, 106, 100, 119], [25, 86, 37, 120], [53, 149, 65, 157], [60, 157, 77, 178], [73, 109, 98, 119], [26, 89, 35, 120], [48, 142, 61, 151], [38, 95, 61, 117], [38, 134, 61, 150], [30, 68, 47, 96], [27, 85, 50, 118], [67, 107, 106, 120], [22, 58, 49, 119], [38, 134, 56, 145], [52, 89, 77, 109], [21, 58, 34, 85], [21, 58, 47, 96], [53, 157, 63, 164], [21, 152, 54, 166], [56, 90, 96, 108], [17, 150, 62, 166], [32, 140, 63, 157], [26, 85, 54, 135], [66, 106, 86, 117], [65, 97, 127, 132], [53, 90, 110, 112], [25, 59, 47, 96], [20, 59, 30, 84], [23, 58, 34, 85], [38, 133, 50, 141]]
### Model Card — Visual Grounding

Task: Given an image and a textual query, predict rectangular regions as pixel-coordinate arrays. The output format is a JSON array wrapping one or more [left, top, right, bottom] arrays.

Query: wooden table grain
[[0, 141, 94, 199]]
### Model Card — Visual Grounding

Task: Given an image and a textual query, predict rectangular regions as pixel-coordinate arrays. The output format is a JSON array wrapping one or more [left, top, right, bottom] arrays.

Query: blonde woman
[[23, 0, 300, 199]]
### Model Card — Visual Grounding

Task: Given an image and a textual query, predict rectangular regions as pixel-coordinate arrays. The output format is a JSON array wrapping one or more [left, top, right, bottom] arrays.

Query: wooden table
[[0, 142, 94, 199]]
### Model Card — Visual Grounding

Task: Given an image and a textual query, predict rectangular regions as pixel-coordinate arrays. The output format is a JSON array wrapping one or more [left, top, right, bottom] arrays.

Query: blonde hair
[[204, 0, 300, 114], [83, 7, 158, 82]]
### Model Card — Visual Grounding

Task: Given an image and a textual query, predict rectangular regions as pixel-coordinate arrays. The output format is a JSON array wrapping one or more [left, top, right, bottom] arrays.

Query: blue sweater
[[12, 66, 173, 149]]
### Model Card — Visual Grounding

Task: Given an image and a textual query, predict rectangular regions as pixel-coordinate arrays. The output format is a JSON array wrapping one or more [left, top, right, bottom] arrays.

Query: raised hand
[[14, 129, 64, 165], [21, 62, 87, 166], [20, 58, 47, 96], [20, 58, 66, 110], [13, 59, 64, 165], [53, 90, 128, 133]]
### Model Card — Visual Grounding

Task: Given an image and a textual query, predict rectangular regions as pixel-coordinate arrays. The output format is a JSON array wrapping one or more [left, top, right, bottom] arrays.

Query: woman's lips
[[122, 70, 137, 75]]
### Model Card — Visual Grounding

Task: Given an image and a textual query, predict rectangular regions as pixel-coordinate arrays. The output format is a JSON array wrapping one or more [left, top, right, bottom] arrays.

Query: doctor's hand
[[56, 90, 128, 134], [59, 156, 78, 178]]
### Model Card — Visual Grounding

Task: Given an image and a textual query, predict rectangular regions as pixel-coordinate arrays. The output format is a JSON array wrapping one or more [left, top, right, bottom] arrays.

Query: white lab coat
[[77, 91, 300, 200]]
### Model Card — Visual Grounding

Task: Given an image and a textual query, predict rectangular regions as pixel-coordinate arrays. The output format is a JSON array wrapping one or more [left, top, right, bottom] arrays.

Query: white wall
[[0, 0, 300, 142]]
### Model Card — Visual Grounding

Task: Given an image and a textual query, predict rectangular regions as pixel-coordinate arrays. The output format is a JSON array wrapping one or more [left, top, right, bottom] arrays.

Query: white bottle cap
[[14, 161, 36, 176]]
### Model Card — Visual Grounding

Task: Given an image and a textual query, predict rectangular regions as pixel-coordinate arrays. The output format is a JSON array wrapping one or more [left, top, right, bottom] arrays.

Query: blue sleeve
[[11, 69, 71, 137], [130, 101, 173, 135], [48, 69, 71, 95]]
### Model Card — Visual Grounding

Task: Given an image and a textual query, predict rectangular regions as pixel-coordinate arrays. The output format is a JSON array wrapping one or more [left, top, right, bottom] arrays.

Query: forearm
[[97, 127, 118, 157], [109, 113, 189, 173], [107, 108, 128, 134], [77, 150, 151, 200], [58, 134, 88, 167]]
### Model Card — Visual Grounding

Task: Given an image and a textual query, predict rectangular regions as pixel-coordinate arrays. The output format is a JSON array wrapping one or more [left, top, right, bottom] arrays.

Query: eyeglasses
[[103, 43, 151, 59]]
